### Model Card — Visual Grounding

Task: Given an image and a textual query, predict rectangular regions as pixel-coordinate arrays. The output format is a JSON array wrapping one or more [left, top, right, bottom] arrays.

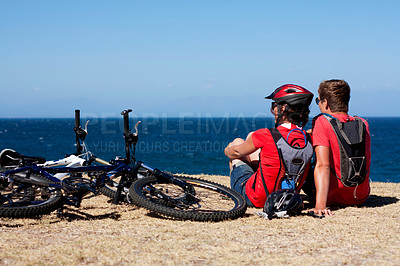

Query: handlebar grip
[[124, 114, 129, 133], [75, 109, 80, 128], [121, 109, 132, 134]]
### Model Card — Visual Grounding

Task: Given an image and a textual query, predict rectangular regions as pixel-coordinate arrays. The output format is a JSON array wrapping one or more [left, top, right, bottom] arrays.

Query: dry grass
[[1, 175, 399, 265]]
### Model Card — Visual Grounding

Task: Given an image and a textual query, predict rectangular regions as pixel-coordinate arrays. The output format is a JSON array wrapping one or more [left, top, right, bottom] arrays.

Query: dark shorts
[[230, 161, 255, 207]]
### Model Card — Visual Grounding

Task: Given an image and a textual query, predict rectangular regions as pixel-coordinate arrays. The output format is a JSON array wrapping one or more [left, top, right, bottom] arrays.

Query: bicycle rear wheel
[[0, 175, 62, 218], [129, 175, 247, 222]]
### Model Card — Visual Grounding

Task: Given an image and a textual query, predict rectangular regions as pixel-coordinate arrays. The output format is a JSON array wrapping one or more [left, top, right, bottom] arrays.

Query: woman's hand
[[224, 142, 234, 156]]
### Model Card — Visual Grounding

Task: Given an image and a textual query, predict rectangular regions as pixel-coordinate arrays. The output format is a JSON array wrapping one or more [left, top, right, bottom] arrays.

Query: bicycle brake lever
[[84, 120, 89, 134], [74, 126, 87, 141], [134, 121, 141, 136]]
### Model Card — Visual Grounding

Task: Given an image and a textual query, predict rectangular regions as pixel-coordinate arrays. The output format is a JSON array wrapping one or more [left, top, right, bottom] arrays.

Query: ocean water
[[0, 117, 399, 183]]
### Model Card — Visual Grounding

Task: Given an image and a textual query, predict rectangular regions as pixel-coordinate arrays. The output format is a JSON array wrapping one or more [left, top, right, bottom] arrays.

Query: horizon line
[[1, 115, 399, 119]]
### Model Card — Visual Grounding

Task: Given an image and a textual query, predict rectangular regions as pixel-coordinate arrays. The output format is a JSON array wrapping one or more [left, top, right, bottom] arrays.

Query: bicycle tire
[[129, 175, 247, 222], [0, 180, 62, 218], [99, 178, 130, 203]]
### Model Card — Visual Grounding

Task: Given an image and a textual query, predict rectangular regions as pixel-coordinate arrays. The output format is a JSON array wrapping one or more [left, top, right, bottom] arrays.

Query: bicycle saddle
[[0, 149, 46, 167]]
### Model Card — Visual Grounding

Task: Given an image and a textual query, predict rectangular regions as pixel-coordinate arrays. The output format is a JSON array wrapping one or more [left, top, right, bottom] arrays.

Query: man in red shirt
[[224, 84, 314, 208], [311, 79, 371, 216]]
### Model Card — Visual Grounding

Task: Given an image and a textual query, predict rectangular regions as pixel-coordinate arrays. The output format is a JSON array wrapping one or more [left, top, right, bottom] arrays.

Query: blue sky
[[0, 0, 399, 118]]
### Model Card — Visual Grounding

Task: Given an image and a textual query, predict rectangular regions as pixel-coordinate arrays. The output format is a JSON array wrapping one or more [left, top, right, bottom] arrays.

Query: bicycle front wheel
[[0, 177, 62, 218], [129, 175, 247, 222]]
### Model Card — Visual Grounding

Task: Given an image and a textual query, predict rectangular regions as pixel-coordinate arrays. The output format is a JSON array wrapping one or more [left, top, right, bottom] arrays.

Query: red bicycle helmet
[[266, 84, 313, 106]]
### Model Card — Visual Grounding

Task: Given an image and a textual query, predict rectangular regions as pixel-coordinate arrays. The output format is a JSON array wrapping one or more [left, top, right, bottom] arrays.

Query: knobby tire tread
[[0, 188, 62, 218], [99, 185, 118, 199], [129, 176, 247, 222]]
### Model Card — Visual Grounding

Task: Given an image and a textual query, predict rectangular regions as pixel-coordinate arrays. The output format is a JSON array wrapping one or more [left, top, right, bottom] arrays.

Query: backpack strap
[[269, 127, 283, 143], [258, 128, 283, 199], [269, 128, 288, 191], [258, 153, 271, 199], [312, 113, 334, 130]]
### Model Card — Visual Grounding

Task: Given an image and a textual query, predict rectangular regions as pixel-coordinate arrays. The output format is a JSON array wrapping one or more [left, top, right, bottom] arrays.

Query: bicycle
[[0, 109, 247, 221], [0, 110, 116, 217]]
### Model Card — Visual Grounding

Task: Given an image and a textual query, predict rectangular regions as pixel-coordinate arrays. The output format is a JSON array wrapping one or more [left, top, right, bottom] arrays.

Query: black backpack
[[313, 114, 367, 187]]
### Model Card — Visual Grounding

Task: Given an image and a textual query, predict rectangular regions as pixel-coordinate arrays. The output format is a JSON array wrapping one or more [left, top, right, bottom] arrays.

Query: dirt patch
[[1, 175, 399, 265]]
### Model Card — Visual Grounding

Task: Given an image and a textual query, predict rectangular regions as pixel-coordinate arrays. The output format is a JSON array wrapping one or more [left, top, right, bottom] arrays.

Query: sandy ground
[[1, 175, 399, 265]]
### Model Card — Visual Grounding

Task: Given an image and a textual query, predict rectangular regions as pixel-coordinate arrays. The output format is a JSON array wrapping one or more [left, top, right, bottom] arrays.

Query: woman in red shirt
[[224, 84, 314, 208]]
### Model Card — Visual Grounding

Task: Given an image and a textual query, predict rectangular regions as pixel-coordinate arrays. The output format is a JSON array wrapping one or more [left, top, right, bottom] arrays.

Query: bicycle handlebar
[[120, 109, 134, 160], [121, 109, 132, 135], [75, 109, 80, 128], [74, 109, 89, 153]]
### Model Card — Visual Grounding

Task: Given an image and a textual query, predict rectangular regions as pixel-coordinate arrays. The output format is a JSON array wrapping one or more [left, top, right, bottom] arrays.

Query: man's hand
[[308, 208, 334, 217]]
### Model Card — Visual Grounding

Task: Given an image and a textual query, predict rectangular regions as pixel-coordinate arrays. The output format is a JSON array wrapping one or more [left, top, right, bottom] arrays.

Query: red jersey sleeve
[[251, 129, 271, 149], [312, 116, 330, 147]]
